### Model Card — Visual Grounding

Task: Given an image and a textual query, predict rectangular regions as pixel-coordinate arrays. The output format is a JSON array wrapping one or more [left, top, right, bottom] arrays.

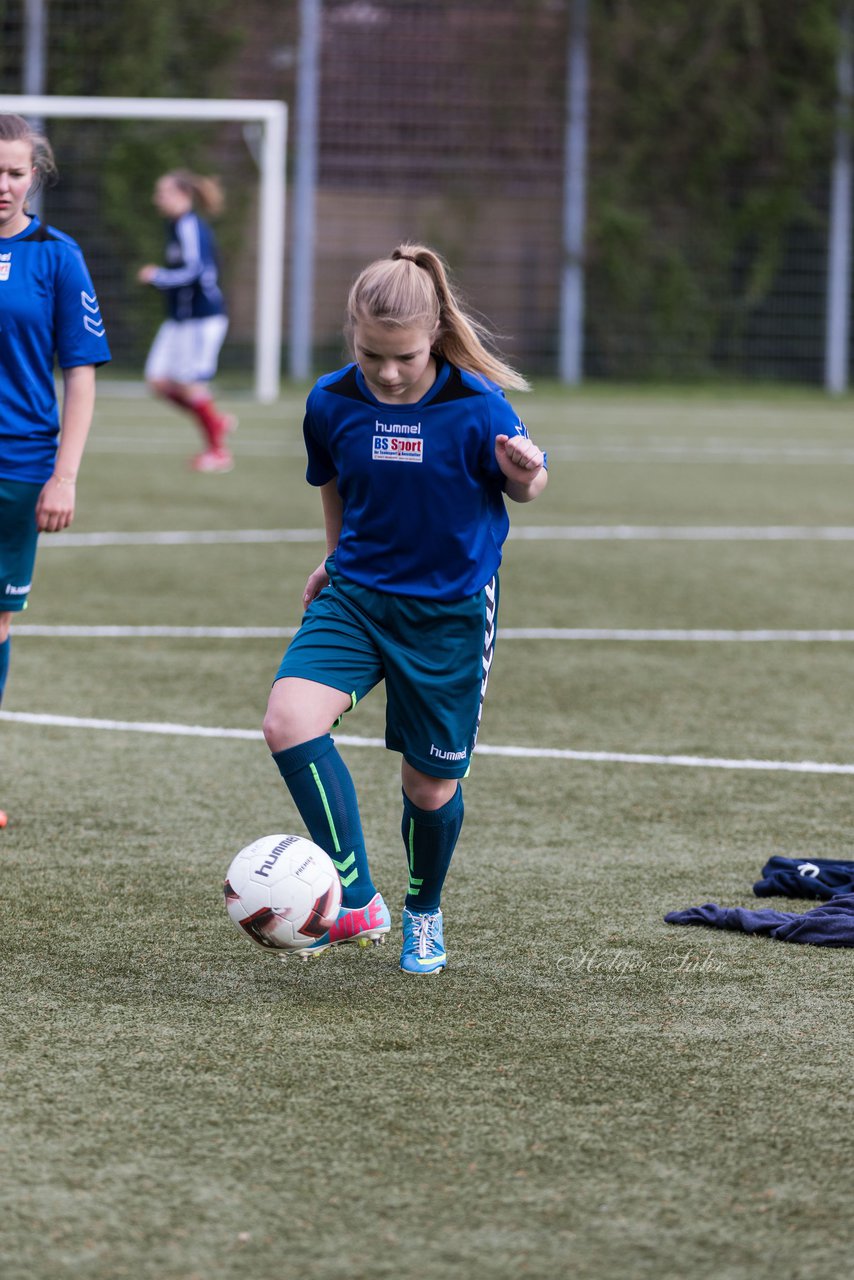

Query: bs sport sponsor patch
[[0, 252, 11, 282], [372, 419, 424, 464]]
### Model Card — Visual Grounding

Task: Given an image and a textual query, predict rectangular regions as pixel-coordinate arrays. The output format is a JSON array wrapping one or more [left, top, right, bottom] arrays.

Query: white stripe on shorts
[[473, 576, 497, 751]]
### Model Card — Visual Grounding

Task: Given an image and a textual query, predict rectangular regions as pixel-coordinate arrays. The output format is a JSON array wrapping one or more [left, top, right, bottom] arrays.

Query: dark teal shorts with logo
[[0, 478, 42, 613], [274, 558, 499, 778]]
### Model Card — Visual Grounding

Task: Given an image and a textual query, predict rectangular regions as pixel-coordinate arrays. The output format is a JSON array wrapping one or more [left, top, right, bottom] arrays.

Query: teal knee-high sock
[[0, 636, 9, 705], [271, 734, 377, 909], [402, 785, 464, 914]]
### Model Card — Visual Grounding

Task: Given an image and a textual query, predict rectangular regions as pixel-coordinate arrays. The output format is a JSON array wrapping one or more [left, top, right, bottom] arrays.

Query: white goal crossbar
[[0, 94, 288, 402]]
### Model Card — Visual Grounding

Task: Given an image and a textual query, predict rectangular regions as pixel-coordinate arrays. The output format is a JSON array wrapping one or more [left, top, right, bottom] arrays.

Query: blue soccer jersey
[[303, 359, 535, 600], [0, 216, 111, 484], [149, 211, 226, 321]]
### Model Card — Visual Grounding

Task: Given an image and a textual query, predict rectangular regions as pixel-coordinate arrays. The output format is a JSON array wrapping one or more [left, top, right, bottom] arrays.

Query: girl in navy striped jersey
[[137, 171, 234, 473]]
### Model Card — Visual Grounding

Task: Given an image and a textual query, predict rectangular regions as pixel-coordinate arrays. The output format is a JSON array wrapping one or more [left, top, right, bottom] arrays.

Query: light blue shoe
[[400, 907, 447, 974], [293, 891, 391, 961]]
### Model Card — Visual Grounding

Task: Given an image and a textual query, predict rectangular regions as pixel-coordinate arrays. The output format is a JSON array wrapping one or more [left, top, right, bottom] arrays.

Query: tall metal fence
[[0, 0, 846, 388]]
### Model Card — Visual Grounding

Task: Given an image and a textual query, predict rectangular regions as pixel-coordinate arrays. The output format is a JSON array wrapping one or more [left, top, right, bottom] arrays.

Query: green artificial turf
[[1, 383, 853, 1279]]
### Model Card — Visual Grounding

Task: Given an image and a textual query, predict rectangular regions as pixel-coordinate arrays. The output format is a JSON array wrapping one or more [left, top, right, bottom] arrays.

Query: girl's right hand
[[303, 562, 330, 609]]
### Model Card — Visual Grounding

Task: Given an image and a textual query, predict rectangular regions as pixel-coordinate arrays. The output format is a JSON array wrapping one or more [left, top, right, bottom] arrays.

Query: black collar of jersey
[[10, 216, 55, 243], [324, 358, 482, 407], [21, 222, 54, 242]]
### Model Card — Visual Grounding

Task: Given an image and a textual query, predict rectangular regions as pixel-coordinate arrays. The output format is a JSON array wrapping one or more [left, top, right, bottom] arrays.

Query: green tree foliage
[[587, 0, 840, 376]]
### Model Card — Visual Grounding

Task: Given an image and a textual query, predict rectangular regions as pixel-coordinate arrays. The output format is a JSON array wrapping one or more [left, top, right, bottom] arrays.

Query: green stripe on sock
[[406, 818, 423, 896], [309, 763, 361, 888], [309, 762, 342, 853]]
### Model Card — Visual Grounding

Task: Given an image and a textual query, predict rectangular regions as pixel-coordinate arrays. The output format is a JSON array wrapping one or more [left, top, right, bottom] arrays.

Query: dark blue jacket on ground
[[752, 856, 854, 900], [664, 894, 854, 947]]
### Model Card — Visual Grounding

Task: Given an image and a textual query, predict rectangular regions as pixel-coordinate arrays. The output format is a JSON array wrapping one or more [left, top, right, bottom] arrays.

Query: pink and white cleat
[[191, 447, 234, 473], [290, 891, 391, 961]]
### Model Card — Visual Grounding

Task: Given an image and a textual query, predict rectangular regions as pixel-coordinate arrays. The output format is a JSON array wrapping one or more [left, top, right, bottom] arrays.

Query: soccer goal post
[[0, 94, 288, 403]]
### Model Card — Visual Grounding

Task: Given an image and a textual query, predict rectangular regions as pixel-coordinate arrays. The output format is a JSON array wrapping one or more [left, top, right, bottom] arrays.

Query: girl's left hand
[[302, 561, 330, 609], [35, 475, 77, 533], [495, 433, 544, 482]]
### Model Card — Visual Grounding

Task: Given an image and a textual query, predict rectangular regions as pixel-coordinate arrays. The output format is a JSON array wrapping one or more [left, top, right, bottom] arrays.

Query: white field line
[[37, 525, 854, 548], [2, 708, 853, 776], [12, 624, 854, 643], [85, 436, 305, 457], [546, 442, 854, 465], [510, 526, 854, 541], [41, 528, 324, 547], [13, 624, 300, 639]]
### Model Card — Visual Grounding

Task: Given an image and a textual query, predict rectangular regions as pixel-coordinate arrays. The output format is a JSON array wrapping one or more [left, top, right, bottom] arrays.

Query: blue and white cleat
[[291, 891, 391, 962], [400, 907, 447, 975]]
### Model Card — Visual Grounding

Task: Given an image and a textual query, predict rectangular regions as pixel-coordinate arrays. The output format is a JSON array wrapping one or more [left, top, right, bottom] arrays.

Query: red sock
[[158, 388, 225, 449], [189, 397, 227, 450]]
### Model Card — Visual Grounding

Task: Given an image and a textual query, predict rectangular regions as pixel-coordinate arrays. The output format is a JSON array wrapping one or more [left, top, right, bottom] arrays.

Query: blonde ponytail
[[347, 243, 529, 392], [167, 170, 225, 217]]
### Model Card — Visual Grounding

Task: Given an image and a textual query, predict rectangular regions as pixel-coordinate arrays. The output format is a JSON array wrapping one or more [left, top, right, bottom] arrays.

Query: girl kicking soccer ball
[[262, 243, 547, 973]]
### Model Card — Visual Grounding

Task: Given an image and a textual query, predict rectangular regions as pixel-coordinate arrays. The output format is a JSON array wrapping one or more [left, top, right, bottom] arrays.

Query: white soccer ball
[[224, 833, 342, 954]]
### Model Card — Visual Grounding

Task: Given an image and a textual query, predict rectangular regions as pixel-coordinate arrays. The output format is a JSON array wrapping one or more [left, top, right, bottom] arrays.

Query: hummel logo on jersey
[[0, 252, 10, 282], [374, 419, 421, 434], [372, 419, 423, 463]]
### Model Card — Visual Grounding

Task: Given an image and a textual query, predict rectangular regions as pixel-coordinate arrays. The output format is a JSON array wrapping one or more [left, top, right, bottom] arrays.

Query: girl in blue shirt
[[262, 244, 547, 973], [0, 113, 111, 830]]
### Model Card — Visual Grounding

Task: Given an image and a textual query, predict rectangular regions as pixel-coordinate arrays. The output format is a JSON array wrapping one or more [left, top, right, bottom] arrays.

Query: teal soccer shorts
[[0, 479, 42, 613], [275, 558, 499, 778]]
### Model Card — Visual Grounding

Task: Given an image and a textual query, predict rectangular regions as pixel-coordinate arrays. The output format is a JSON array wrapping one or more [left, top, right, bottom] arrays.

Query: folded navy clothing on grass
[[753, 856, 854, 900], [664, 894, 854, 947]]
